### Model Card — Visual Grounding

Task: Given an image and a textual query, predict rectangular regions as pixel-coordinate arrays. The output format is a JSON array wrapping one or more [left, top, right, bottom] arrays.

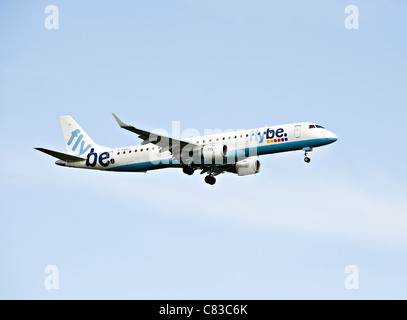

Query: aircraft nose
[[326, 131, 338, 143]]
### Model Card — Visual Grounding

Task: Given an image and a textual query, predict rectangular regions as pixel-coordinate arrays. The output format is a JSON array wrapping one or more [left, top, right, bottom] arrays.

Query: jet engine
[[235, 157, 261, 176]]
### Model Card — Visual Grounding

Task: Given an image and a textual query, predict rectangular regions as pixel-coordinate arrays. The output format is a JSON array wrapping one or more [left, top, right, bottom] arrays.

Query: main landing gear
[[182, 166, 194, 176], [204, 166, 217, 185], [303, 147, 312, 163], [204, 175, 216, 185], [183, 165, 217, 185]]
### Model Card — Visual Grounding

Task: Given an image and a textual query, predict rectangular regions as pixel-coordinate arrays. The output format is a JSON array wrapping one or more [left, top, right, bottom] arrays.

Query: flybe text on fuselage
[[249, 127, 288, 143]]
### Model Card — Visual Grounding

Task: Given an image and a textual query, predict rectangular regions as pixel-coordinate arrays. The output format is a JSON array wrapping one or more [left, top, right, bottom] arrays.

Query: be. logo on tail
[[68, 129, 115, 167], [68, 129, 92, 156]]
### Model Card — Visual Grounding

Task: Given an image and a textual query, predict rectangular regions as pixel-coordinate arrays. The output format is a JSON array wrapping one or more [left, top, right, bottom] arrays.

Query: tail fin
[[60, 116, 108, 157]]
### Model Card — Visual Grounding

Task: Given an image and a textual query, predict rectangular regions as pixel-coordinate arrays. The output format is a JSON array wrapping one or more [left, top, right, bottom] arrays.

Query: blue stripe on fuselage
[[106, 161, 174, 172]]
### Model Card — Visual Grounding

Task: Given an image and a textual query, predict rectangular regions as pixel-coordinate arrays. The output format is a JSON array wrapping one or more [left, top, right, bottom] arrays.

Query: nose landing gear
[[303, 147, 312, 163]]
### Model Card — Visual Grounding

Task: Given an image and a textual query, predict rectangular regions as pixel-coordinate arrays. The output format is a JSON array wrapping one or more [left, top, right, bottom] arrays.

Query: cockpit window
[[316, 125, 325, 129], [309, 125, 316, 129]]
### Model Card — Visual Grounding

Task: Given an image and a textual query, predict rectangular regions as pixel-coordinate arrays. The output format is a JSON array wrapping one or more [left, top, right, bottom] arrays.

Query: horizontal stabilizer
[[35, 147, 86, 162]]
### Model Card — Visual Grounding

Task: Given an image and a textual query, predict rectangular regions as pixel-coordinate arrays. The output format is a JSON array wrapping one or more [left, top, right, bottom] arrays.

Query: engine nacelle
[[235, 157, 261, 176], [202, 144, 228, 163]]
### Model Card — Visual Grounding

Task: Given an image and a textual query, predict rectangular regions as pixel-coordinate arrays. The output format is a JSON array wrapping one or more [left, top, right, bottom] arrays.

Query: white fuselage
[[62, 122, 338, 172]]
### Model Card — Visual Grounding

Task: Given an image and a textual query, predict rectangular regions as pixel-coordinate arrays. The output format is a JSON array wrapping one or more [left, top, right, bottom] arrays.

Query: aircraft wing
[[112, 113, 199, 156]]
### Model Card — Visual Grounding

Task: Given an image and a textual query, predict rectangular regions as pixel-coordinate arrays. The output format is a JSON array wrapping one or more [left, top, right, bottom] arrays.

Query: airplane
[[35, 114, 338, 185]]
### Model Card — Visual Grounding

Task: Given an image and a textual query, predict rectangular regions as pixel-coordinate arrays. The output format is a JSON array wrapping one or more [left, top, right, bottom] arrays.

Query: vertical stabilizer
[[60, 116, 106, 157]]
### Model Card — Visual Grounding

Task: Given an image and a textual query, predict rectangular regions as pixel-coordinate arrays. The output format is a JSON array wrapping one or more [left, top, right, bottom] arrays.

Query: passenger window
[[129, 150, 131, 153], [223, 137, 225, 140], [135, 150, 137, 152], [117, 152, 120, 155], [246, 134, 249, 137], [141, 149, 143, 152], [234, 136, 237, 139], [146, 148, 149, 151], [216, 138, 219, 141], [240, 135, 243, 138], [123, 151, 126, 154]]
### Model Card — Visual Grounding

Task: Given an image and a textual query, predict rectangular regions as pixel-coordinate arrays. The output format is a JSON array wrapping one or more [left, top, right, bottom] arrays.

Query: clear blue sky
[[1, 0, 406, 299]]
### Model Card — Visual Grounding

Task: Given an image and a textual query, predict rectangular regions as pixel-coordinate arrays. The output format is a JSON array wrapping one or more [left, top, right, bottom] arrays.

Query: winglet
[[112, 113, 127, 128]]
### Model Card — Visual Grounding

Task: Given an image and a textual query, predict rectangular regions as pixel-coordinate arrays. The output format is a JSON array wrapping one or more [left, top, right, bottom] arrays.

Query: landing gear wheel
[[303, 147, 312, 164], [204, 175, 216, 185], [182, 166, 194, 175]]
